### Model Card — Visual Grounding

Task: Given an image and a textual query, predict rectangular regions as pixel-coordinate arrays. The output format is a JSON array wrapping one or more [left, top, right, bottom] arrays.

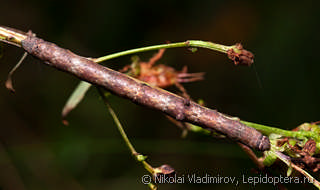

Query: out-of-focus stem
[[94, 40, 234, 63], [0, 26, 27, 47]]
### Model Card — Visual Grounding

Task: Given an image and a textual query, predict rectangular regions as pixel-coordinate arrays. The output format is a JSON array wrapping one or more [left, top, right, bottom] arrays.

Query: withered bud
[[153, 164, 176, 182], [302, 139, 317, 156], [227, 43, 254, 66]]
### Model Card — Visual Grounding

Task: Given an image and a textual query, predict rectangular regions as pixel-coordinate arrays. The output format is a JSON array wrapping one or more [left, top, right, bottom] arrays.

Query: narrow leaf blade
[[62, 81, 92, 125]]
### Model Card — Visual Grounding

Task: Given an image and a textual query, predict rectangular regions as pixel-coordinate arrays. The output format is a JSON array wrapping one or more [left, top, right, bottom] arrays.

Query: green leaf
[[263, 151, 277, 166], [136, 154, 147, 162], [287, 165, 293, 176], [62, 81, 92, 124]]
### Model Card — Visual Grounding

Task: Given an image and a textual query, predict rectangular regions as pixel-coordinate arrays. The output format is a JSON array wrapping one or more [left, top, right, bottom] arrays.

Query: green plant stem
[[102, 94, 137, 155], [94, 40, 233, 63], [156, 117, 319, 143], [97, 88, 155, 174], [148, 183, 158, 190], [241, 121, 319, 140]]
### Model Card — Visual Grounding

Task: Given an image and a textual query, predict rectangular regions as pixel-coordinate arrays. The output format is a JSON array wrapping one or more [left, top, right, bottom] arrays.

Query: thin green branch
[[241, 121, 319, 141], [178, 120, 319, 143], [93, 40, 234, 63], [97, 88, 136, 155], [97, 88, 155, 188]]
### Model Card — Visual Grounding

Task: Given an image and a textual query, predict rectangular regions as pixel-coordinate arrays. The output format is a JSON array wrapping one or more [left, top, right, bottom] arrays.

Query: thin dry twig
[[5, 52, 28, 92]]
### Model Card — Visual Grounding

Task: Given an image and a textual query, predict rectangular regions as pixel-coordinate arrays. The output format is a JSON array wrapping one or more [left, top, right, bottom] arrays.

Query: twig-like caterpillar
[[21, 35, 270, 151]]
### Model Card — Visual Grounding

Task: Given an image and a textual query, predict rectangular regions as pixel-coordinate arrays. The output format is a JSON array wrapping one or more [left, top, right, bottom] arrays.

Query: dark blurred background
[[0, 0, 319, 189]]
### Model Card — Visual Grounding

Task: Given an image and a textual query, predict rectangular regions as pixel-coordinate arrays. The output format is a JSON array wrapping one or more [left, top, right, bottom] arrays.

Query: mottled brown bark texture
[[21, 35, 270, 151]]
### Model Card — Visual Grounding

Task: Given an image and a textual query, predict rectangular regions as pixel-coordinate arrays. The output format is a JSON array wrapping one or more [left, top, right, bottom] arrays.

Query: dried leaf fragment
[[227, 43, 254, 66], [5, 52, 28, 93]]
